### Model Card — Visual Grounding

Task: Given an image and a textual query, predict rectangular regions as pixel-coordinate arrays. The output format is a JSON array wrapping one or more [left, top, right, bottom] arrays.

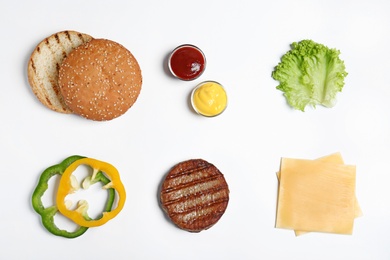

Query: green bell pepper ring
[[31, 155, 115, 238]]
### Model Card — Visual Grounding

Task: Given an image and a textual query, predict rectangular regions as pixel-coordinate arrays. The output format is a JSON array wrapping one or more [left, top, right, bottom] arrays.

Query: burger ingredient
[[275, 155, 358, 235], [168, 44, 206, 80], [276, 152, 362, 236], [272, 40, 348, 111], [58, 38, 142, 121], [191, 81, 227, 117], [160, 159, 229, 232], [27, 31, 93, 114], [31, 155, 115, 238], [56, 157, 126, 227]]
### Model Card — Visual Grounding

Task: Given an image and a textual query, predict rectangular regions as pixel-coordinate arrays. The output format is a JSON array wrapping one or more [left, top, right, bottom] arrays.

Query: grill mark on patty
[[180, 200, 228, 222], [167, 195, 229, 217], [161, 174, 225, 195], [166, 164, 210, 180], [174, 200, 229, 229], [163, 163, 221, 192], [162, 179, 228, 206]]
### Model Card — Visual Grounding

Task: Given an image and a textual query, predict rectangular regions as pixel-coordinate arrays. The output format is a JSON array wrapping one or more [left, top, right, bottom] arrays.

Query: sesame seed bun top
[[58, 38, 142, 121]]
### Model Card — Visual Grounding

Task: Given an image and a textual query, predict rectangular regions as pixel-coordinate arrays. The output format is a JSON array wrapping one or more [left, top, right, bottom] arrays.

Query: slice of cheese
[[276, 152, 362, 236], [276, 153, 362, 235], [276, 157, 356, 234]]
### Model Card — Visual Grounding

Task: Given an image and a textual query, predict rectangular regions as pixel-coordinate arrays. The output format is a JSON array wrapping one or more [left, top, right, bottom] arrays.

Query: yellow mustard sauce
[[192, 81, 227, 117]]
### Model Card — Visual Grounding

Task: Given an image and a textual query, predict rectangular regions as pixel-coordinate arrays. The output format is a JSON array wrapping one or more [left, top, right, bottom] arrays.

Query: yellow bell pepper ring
[[56, 157, 126, 228]]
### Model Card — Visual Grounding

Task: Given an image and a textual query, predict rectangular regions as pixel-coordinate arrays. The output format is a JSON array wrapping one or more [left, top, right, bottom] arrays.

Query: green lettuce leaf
[[272, 40, 348, 111]]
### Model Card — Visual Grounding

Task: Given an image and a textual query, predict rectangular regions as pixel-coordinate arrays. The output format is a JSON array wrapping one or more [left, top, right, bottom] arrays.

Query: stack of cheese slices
[[275, 152, 362, 236]]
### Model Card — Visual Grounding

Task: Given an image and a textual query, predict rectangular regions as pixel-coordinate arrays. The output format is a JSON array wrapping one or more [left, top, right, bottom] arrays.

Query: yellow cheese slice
[[276, 157, 356, 234], [276, 153, 362, 236], [276, 153, 362, 235]]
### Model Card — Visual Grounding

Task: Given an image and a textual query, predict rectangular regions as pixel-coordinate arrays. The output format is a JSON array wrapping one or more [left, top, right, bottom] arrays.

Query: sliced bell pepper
[[31, 155, 115, 238], [56, 157, 126, 227]]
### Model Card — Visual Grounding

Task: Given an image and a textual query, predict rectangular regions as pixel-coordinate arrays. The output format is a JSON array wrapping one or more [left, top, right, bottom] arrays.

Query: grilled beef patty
[[160, 159, 229, 232]]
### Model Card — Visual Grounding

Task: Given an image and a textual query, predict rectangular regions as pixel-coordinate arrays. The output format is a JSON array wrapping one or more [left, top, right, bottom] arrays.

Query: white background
[[1, 0, 390, 259]]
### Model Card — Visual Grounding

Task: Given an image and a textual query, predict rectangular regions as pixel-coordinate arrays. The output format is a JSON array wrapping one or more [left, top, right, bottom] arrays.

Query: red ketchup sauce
[[168, 45, 206, 80]]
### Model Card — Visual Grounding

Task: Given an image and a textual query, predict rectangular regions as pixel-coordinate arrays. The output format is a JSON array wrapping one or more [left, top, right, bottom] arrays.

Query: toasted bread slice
[[27, 31, 93, 113]]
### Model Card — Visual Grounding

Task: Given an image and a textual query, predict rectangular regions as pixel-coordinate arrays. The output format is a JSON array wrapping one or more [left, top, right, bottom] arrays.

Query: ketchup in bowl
[[168, 44, 206, 81]]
